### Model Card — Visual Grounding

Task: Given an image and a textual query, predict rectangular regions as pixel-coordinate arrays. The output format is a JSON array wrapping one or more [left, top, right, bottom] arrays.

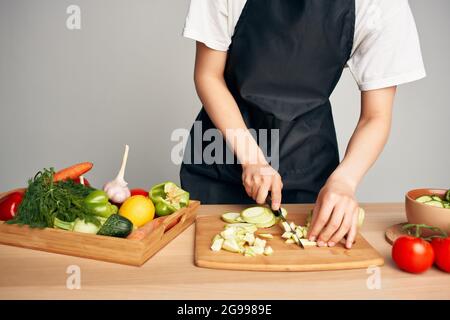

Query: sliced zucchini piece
[[258, 233, 274, 239], [443, 202, 450, 209], [253, 237, 267, 249], [358, 208, 365, 228], [289, 222, 297, 231], [241, 207, 274, 224], [431, 195, 443, 202], [281, 221, 291, 232], [263, 246, 274, 256], [222, 238, 242, 253], [254, 216, 277, 228], [211, 236, 224, 252], [249, 246, 264, 255], [424, 200, 445, 208], [221, 212, 241, 223], [415, 195, 433, 203], [225, 223, 258, 233], [285, 239, 295, 244], [299, 238, 317, 248], [282, 231, 293, 239], [220, 227, 237, 240], [244, 232, 256, 245], [244, 246, 257, 257]]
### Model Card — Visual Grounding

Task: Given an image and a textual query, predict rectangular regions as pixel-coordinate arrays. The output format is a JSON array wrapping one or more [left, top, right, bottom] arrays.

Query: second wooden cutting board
[[195, 209, 384, 272]]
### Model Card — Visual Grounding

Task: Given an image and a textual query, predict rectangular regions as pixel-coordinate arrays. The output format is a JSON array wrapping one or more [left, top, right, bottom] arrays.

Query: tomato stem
[[402, 223, 448, 240]]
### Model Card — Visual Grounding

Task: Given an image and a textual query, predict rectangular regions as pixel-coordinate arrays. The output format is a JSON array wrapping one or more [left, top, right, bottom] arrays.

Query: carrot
[[53, 162, 93, 182], [127, 216, 166, 240]]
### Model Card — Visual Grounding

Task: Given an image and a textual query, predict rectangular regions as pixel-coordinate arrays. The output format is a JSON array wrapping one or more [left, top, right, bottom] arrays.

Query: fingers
[[308, 197, 335, 242], [317, 203, 346, 246], [346, 208, 359, 249], [327, 204, 356, 247], [271, 177, 282, 210], [256, 178, 271, 204]]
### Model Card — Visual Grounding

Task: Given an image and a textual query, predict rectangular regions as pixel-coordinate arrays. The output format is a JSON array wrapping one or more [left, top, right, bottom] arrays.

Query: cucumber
[[225, 223, 258, 233], [415, 195, 433, 203], [221, 212, 241, 223], [424, 200, 445, 208], [97, 214, 133, 238]]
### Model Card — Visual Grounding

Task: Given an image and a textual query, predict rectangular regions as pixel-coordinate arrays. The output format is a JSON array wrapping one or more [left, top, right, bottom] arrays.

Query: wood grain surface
[[195, 212, 384, 271]]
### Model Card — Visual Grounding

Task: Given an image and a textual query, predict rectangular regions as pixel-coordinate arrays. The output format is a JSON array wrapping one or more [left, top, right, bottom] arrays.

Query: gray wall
[[0, 0, 449, 202]]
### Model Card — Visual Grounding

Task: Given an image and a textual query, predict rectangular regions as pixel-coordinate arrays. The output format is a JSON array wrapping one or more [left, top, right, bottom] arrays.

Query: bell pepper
[[149, 182, 189, 216], [84, 190, 118, 218], [0, 191, 24, 221]]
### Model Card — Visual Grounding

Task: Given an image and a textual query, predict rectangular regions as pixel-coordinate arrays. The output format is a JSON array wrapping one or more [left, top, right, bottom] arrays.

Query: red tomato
[[72, 177, 91, 187], [392, 236, 434, 273], [431, 238, 450, 273], [130, 188, 149, 197], [0, 191, 24, 221]]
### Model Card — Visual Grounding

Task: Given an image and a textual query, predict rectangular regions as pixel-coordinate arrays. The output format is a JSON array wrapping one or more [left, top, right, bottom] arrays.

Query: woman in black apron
[[181, 0, 423, 248]]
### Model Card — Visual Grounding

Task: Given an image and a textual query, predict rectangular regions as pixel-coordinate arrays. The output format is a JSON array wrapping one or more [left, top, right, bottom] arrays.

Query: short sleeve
[[182, 0, 231, 51], [348, 0, 426, 91]]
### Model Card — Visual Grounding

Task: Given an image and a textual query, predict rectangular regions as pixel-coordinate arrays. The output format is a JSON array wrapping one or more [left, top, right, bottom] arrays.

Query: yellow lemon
[[119, 195, 155, 227]]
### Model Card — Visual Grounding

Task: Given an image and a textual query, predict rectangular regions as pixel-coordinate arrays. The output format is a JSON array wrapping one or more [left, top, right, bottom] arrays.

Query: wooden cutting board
[[195, 211, 384, 272]]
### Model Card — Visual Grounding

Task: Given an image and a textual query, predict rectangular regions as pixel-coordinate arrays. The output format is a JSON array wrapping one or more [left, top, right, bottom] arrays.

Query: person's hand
[[242, 162, 283, 210], [307, 178, 359, 249]]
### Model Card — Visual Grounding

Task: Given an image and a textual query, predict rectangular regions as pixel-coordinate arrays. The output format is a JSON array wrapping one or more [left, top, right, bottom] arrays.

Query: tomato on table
[[431, 237, 450, 273], [392, 236, 435, 274], [130, 188, 149, 197]]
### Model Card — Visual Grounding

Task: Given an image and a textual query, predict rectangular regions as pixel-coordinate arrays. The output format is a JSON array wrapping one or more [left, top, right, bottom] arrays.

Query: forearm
[[328, 87, 396, 190], [195, 67, 266, 166]]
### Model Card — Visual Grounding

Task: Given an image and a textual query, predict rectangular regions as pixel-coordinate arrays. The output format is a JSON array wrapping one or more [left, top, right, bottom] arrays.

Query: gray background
[[0, 0, 448, 202]]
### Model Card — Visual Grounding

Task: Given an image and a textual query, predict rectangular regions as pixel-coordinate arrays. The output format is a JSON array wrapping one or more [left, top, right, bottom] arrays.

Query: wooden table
[[0, 203, 448, 300]]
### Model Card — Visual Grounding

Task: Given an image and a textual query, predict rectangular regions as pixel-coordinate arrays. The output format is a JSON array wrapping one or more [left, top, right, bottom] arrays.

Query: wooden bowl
[[405, 189, 450, 234]]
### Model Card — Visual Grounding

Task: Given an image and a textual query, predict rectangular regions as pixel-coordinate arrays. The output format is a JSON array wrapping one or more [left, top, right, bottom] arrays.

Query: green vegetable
[[83, 190, 118, 218], [424, 200, 445, 208], [97, 214, 133, 238], [415, 195, 433, 203], [241, 207, 277, 228], [221, 212, 242, 223], [73, 218, 101, 234], [149, 182, 189, 216], [53, 217, 75, 231], [446, 190, 450, 202], [8, 168, 100, 228]]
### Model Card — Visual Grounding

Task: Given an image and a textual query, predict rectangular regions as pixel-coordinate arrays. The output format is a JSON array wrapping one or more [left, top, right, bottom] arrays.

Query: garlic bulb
[[103, 144, 131, 203]]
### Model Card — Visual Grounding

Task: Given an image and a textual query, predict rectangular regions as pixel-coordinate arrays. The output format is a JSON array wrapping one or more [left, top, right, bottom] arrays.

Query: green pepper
[[149, 182, 189, 216], [84, 190, 118, 218]]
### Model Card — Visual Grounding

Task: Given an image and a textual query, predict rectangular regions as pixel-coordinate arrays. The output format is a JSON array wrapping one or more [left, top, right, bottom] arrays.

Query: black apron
[[180, 0, 355, 204]]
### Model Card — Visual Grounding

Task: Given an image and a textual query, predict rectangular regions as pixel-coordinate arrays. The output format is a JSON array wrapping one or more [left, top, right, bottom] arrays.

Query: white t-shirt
[[183, 0, 426, 91]]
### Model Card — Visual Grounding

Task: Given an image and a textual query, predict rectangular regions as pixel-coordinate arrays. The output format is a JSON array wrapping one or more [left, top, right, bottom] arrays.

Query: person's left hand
[[307, 178, 359, 249]]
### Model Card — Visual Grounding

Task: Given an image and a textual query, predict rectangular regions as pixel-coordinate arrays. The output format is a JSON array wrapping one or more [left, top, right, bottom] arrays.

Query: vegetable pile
[[0, 145, 190, 241], [211, 206, 367, 256], [415, 190, 450, 208]]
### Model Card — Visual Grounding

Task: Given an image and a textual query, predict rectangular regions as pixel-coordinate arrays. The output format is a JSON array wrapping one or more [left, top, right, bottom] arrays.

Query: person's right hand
[[242, 162, 283, 210]]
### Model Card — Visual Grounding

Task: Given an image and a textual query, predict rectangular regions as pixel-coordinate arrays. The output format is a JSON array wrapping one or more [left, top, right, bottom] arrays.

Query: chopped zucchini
[[281, 231, 293, 239], [221, 212, 241, 223], [244, 247, 257, 257], [358, 208, 365, 228], [299, 239, 317, 248], [244, 232, 256, 245], [222, 238, 242, 253], [285, 239, 295, 244], [253, 237, 266, 249], [416, 195, 433, 203], [211, 236, 224, 252], [431, 195, 443, 202], [291, 234, 300, 245], [289, 222, 297, 231], [258, 233, 274, 239], [254, 216, 277, 228], [264, 246, 274, 256], [221, 227, 237, 239], [225, 223, 258, 233], [281, 221, 291, 232], [249, 246, 264, 255]]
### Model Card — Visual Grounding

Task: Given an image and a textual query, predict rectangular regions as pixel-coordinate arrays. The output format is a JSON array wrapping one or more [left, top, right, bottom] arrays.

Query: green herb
[[8, 168, 101, 228]]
